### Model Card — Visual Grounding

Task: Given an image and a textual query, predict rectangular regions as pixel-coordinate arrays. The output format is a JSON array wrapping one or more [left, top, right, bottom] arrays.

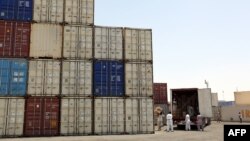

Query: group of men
[[157, 112, 205, 132]]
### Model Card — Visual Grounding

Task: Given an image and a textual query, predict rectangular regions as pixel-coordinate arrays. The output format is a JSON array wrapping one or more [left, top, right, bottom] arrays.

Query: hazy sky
[[95, 0, 250, 101]]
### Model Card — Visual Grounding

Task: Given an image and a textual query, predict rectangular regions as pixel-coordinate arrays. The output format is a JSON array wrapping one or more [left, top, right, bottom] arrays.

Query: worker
[[185, 113, 191, 131], [166, 112, 174, 132], [196, 112, 204, 131], [157, 112, 164, 131], [238, 112, 243, 123]]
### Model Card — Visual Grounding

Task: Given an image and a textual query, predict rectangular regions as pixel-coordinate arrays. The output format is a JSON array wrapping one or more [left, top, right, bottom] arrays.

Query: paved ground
[[1, 122, 250, 141]]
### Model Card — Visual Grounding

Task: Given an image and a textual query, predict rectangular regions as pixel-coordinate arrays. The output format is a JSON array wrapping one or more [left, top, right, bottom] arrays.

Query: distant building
[[234, 91, 250, 105], [219, 101, 235, 107]]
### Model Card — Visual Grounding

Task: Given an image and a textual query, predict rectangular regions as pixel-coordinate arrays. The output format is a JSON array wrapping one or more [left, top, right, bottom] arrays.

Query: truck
[[170, 88, 213, 129]]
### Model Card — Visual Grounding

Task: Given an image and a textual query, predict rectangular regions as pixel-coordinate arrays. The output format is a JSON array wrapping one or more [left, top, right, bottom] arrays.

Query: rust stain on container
[[24, 97, 59, 137], [0, 21, 31, 58]]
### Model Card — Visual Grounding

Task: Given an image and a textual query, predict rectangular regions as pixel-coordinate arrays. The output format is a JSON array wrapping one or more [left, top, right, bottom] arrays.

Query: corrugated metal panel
[[221, 106, 250, 122], [211, 93, 218, 106], [94, 26, 123, 60], [61, 60, 92, 96], [234, 91, 250, 105], [24, 97, 60, 137], [125, 62, 153, 97], [0, 21, 31, 58], [0, 59, 28, 96], [61, 98, 92, 135], [0, 0, 33, 21], [125, 98, 154, 134], [153, 104, 169, 125], [94, 60, 124, 97], [124, 28, 152, 61], [63, 25, 93, 59], [153, 83, 168, 104], [65, 0, 94, 25], [33, 0, 64, 23], [0, 98, 24, 137], [94, 98, 124, 135], [27, 60, 61, 96], [30, 23, 62, 58]]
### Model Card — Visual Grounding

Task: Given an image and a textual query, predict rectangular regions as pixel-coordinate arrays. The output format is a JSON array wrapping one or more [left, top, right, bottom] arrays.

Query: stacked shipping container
[[153, 83, 169, 125], [0, 0, 154, 137]]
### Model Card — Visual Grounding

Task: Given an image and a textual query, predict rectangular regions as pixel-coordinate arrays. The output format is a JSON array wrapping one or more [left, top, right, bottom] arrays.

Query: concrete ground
[[1, 122, 250, 141]]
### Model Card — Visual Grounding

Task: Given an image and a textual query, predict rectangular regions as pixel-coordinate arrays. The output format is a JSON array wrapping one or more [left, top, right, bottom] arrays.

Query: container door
[[198, 88, 213, 117], [94, 99, 108, 134], [78, 98, 92, 134], [0, 99, 7, 136]]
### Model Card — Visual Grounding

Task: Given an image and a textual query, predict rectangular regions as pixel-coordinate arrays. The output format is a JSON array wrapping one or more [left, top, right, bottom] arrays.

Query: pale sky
[[95, 0, 250, 101]]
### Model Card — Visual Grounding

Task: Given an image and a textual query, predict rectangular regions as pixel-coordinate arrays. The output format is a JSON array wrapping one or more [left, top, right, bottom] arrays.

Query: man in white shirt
[[166, 112, 173, 132], [185, 113, 191, 131]]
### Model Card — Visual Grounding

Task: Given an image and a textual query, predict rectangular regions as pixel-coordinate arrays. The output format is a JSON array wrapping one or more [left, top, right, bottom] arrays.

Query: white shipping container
[[198, 88, 213, 118], [30, 23, 62, 58], [61, 60, 92, 96], [0, 98, 25, 137], [33, 0, 64, 23], [94, 26, 123, 60], [27, 60, 61, 96], [211, 93, 219, 107], [125, 98, 154, 134], [124, 28, 152, 61], [65, 0, 94, 25], [125, 62, 153, 97], [61, 98, 92, 135], [63, 25, 93, 59], [94, 98, 124, 135]]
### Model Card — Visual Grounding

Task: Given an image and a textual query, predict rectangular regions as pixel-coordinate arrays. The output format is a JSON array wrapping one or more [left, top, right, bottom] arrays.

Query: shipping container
[[0, 0, 33, 21], [124, 28, 152, 61], [153, 83, 168, 104], [153, 104, 169, 125], [94, 98, 124, 135], [61, 60, 92, 96], [63, 25, 93, 59], [125, 98, 154, 134], [94, 26, 123, 60], [64, 0, 94, 25], [0, 59, 28, 96], [171, 88, 212, 129], [24, 97, 60, 137], [0, 97, 24, 137], [61, 97, 92, 135], [234, 91, 250, 105], [33, 0, 63, 23], [30, 23, 62, 58], [27, 60, 61, 96], [94, 60, 124, 97], [0, 21, 31, 58], [211, 93, 218, 106], [125, 62, 153, 97], [221, 105, 250, 122]]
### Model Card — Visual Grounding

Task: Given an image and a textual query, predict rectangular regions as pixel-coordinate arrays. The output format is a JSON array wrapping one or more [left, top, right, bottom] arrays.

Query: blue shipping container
[[94, 60, 124, 97], [0, 0, 33, 21], [0, 59, 28, 96]]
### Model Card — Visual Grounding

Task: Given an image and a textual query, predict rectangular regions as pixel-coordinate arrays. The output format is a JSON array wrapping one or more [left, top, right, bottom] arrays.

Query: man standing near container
[[166, 112, 174, 132], [238, 112, 243, 123], [196, 112, 204, 131], [185, 113, 191, 131]]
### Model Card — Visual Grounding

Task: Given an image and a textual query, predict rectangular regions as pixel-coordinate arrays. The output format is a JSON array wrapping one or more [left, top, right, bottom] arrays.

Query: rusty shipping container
[[24, 97, 59, 137], [124, 28, 152, 61], [61, 98, 92, 135], [153, 83, 168, 104], [94, 98, 125, 135], [125, 62, 153, 97], [0, 21, 30, 58], [27, 59, 61, 96], [63, 25, 93, 59], [125, 98, 154, 134], [0, 97, 25, 137]]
